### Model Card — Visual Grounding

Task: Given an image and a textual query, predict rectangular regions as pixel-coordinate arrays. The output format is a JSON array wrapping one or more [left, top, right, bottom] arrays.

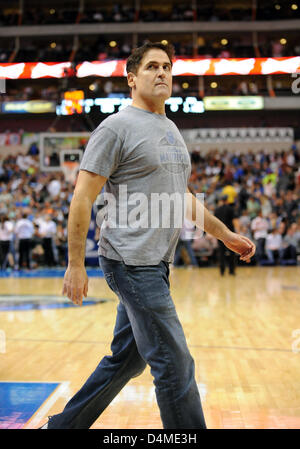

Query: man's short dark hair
[[126, 41, 175, 75]]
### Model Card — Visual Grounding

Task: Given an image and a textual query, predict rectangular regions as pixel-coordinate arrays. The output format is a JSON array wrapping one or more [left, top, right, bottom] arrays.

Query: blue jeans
[[47, 256, 206, 429]]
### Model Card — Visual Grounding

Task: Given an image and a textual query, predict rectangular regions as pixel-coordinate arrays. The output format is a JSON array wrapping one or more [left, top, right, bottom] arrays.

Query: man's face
[[128, 49, 172, 101]]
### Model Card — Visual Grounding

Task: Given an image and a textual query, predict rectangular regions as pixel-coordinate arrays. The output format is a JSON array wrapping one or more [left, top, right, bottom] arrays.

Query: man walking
[[40, 42, 255, 429]]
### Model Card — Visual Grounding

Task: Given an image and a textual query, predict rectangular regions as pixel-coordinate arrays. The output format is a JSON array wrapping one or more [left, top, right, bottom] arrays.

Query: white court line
[[22, 381, 70, 429]]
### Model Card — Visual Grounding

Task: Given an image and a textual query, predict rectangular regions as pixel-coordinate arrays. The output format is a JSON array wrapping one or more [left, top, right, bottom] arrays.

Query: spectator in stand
[[15, 212, 34, 270], [268, 212, 280, 231], [249, 81, 258, 94], [0, 214, 14, 269], [27, 143, 39, 156], [265, 228, 283, 265], [174, 218, 198, 267], [272, 195, 284, 218], [56, 223, 67, 266], [192, 230, 218, 263], [272, 40, 284, 57], [283, 189, 298, 223], [280, 223, 299, 265], [31, 222, 44, 268], [0, 142, 299, 269], [239, 208, 251, 230], [247, 195, 260, 219], [38, 214, 57, 267], [251, 209, 269, 264], [239, 224, 252, 241], [257, 192, 272, 218], [221, 181, 238, 205], [47, 175, 62, 200], [16, 153, 38, 173], [263, 177, 276, 198], [237, 81, 248, 95], [0, 184, 13, 206], [278, 218, 288, 237], [277, 164, 295, 194]]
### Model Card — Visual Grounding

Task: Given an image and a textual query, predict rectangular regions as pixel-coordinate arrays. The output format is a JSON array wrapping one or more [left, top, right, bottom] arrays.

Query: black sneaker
[[38, 416, 52, 429]]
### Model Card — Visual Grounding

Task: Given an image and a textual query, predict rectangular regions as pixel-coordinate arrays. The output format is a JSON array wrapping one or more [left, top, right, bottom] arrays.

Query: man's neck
[[131, 97, 165, 115]]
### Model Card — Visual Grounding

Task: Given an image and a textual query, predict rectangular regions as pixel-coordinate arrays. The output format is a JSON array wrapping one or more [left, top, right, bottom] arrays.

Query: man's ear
[[127, 72, 136, 89]]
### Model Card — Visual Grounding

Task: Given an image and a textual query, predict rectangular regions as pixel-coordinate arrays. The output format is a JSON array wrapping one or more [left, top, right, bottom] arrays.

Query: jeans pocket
[[125, 266, 176, 316]]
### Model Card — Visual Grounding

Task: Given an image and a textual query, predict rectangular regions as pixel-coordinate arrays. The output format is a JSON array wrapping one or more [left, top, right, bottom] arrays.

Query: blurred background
[[0, 0, 300, 270]]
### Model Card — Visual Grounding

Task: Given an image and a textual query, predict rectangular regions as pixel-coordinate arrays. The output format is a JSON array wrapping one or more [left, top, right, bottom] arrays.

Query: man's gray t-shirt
[[80, 105, 191, 265]]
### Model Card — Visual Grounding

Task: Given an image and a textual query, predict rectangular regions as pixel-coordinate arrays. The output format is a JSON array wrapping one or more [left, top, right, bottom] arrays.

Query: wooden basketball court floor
[[0, 265, 300, 429]]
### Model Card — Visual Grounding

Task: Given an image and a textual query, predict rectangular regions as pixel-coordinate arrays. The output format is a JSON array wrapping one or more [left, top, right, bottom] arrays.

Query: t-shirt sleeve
[[80, 126, 122, 178]]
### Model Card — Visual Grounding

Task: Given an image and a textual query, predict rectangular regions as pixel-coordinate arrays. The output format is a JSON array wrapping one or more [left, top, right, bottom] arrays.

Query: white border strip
[[21, 381, 70, 429]]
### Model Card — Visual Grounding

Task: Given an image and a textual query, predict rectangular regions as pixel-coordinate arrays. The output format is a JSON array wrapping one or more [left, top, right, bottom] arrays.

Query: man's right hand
[[62, 265, 89, 306]]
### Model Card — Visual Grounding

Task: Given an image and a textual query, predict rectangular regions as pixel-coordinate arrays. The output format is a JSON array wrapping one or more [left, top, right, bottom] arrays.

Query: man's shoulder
[[94, 107, 133, 134]]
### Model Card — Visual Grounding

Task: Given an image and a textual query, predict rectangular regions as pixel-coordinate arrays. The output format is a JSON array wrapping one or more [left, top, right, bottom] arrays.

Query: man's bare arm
[[62, 170, 107, 305]]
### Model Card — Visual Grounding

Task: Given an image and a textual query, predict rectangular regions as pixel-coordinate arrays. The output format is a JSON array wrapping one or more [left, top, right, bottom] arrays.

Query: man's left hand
[[222, 231, 256, 263]]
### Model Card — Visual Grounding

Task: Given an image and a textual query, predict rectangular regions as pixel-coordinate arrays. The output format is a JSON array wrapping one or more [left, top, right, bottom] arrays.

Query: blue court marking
[[0, 268, 104, 278], [0, 382, 59, 429], [0, 295, 109, 311]]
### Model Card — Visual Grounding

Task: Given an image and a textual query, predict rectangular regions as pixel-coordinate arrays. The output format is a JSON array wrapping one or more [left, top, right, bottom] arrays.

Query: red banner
[[0, 62, 74, 79], [0, 57, 299, 79]]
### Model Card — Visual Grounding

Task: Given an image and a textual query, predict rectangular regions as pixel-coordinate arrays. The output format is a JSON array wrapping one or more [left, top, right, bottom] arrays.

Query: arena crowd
[[0, 142, 299, 270]]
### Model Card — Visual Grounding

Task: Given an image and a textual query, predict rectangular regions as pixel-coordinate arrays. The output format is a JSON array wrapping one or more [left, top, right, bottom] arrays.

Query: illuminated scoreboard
[[56, 96, 205, 115], [60, 90, 84, 115], [55, 95, 264, 116]]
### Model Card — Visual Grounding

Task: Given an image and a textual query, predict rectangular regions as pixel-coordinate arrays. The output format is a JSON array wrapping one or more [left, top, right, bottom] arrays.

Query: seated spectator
[[283, 189, 298, 223], [280, 223, 298, 265], [268, 212, 280, 231], [258, 192, 272, 218], [239, 224, 252, 241], [31, 222, 44, 268], [265, 228, 283, 265], [0, 184, 13, 206], [263, 178, 276, 198], [174, 218, 198, 267], [278, 219, 287, 236], [251, 209, 269, 263], [247, 195, 261, 219], [237, 81, 248, 95], [239, 209, 251, 229], [192, 230, 218, 263]]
